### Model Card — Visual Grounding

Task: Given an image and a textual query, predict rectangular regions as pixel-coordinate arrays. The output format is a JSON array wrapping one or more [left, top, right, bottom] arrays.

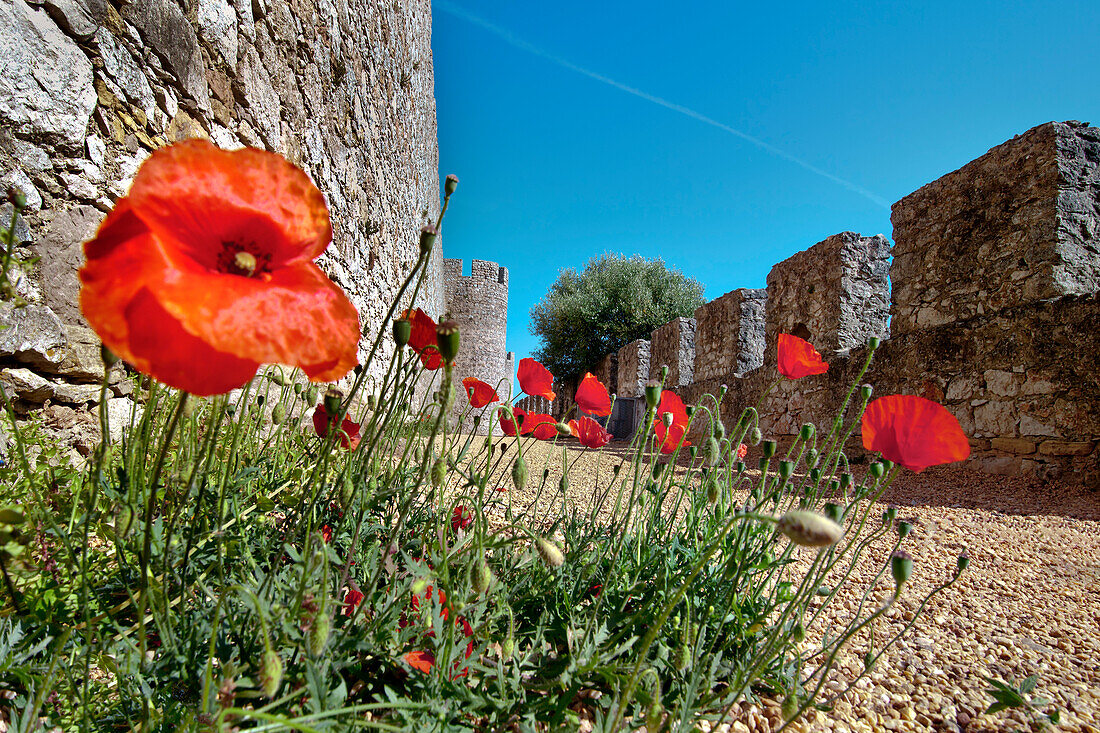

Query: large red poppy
[[402, 308, 442, 370], [777, 333, 829, 379], [569, 416, 611, 449], [517, 358, 556, 401], [861, 395, 970, 473], [499, 406, 526, 437], [525, 413, 558, 440], [79, 140, 359, 396], [462, 377, 499, 408], [652, 391, 691, 454], [312, 404, 362, 449], [575, 372, 611, 416]]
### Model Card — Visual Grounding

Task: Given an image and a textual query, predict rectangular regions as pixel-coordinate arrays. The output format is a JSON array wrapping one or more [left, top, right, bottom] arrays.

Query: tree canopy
[[530, 254, 706, 383]]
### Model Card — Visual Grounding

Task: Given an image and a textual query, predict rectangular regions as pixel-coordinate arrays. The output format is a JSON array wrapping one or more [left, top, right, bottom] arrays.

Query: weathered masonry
[[598, 121, 1100, 485]]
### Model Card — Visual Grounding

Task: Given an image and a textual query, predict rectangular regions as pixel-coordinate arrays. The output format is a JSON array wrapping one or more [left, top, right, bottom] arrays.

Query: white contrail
[[435, 0, 890, 209]]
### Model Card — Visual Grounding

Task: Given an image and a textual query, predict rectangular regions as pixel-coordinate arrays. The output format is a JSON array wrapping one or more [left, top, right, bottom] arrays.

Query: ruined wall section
[[595, 352, 618, 397], [692, 287, 765, 381], [891, 121, 1100, 335], [0, 0, 443, 424], [648, 316, 695, 388], [443, 258, 508, 432], [616, 339, 650, 400], [763, 232, 890, 367]]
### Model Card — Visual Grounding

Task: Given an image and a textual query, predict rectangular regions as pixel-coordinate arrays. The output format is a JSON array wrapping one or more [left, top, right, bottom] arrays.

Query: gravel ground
[[462, 437, 1100, 733]]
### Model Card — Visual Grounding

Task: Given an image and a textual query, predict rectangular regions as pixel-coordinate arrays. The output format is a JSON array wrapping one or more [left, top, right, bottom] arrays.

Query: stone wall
[[648, 316, 695, 388], [1, 0, 444, 410], [692, 287, 766, 381], [595, 351, 618, 397], [762, 231, 891, 366], [891, 121, 1100, 336], [591, 121, 1100, 484], [443, 258, 509, 432], [616, 339, 650, 399]]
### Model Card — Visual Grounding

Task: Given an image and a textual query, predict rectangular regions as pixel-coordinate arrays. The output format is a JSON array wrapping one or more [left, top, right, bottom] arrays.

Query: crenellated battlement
[[444, 258, 509, 286]]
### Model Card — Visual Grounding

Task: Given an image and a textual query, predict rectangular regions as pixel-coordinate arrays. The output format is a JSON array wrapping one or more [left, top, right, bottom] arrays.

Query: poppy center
[[217, 241, 272, 277]]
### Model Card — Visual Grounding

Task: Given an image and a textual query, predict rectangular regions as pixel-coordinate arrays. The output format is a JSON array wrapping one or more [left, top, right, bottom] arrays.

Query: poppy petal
[[573, 416, 611, 449], [778, 334, 829, 379], [861, 395, 970, 473], [499, 406, 525, 437], [575, 372, 611, 416], [404, 650, 435, 674], [463, 377, 500, 408], [517, 358, 556, 401], [524, 412, 557, 439], [403, 308, 443, 370], [126, 139, 332, 267]]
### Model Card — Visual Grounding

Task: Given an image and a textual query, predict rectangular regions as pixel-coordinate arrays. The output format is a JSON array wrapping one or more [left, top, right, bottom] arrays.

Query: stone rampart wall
[[648, 316, 695, 387], [692, 287, 765, 381], [616, 339, 650, 399]]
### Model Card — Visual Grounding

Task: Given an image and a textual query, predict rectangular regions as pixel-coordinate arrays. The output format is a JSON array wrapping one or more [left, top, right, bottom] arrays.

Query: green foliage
[[984, 675, 1059, 729], [530, 254, 705, 382]]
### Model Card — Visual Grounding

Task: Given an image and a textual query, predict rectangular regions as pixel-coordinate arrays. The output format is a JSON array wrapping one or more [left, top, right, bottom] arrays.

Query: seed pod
[[309, 614, 331, 657], [511, 455, 528, 491], [799, 423, 815, 441], [271, 404, 287, 425], [661, 411, 674, 428], [881, 459, 895, 473], [473, 555, 493, 594], [534, 537, 564, 568], [436, 320, 460, 363], [804, 448, 819, 468], [823, 502, 842, 523], [761, 440, 777, 459], [323, 389, 342, 417], [897, 520, 912, 540], [444, 174, 459, 195], [393, 318, 412, 347], [260, 649, 283, 698], [886, 505, 898, 522], [808, 467, 821, 483], [778, 460, 794, 479], [839, 472, 852, 489], [431, 458, 447, 488], [891, 549, 913, 589], [777, 510, 844, 547], [860, 384, 873, 401], [644, 379, 662, 409], [869, 462, 885, 479], [868, 336, 881, 351], [749, 427, 762, 445], [703, 437, 720, 467], [419, 225, 437, 257]]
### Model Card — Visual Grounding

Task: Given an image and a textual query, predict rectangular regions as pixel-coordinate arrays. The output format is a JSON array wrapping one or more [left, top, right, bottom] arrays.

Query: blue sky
[[432, 0, 1100, 366]]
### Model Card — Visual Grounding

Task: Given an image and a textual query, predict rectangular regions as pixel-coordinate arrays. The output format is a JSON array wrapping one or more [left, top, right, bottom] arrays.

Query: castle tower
[[763, 232, 891, 367], [444, 258, 509, 433]]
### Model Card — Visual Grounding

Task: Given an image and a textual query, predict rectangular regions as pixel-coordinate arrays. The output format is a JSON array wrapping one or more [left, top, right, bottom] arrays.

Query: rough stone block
[[616, 339, 650, 399], [692, 287, 766, 381], [1038, 440, 1095, 457], [649, 317, 696, 387], [0, 302, 66, 368], [891, 121, 1100, 335], [990, 437, 1036, 454]]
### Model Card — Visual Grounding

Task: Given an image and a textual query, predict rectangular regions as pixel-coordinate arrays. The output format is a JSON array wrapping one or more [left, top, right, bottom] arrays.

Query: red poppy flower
[[861, 395, 970, 473], [517, 358, 556, 401], [575, 372, 611, 416], [312, 404, 361, 449], [402, 308, 443, 370], [736, 443, 748, 460], [451, 505, 473, 533], [524, 413, 558, 440], [652, 391, 691, 454], [402, 585, 475, 676], [343, 586, 364, 617], [463, 377, 499, 408], [321, 525, 333, 544], [499, 406, 526, 437], [777, 333, 829, 379], [569, 416, 612, 449], [79, 140, 359, 396]]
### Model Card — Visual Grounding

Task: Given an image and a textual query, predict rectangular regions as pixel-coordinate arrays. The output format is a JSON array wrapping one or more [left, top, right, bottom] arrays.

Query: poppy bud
[[436, 320, 460, 363], [799, 423, 815, 441], [7, 186, 27, 209], [393, 318, 412, 347], [644, 380, 662, 409], [501, 635, 514, 662], [804, 448, 819, 468], [431, 458, 447, 488], [860, 384, 873, 401], [445, 174, 459, 195], [651, 461, 666, 479], [100, 344, 119, 368], [864, 650, 875, 669], [823, 502, 842, 523], [891, 549, 913, 589], [809, 467, 821, 483], [881, 459, 895, 473], [749, 427, 762, 445], [791, 622, 805, 643], [511, 455, 528, 491], [689, 445, 698, 459], [535, 537, 564, 568], [778, 460, 794, 479], [419, 225, 437, 257], [260, 648, 282, 698], [293, 382, 303, 395], [778, 510, 844, 547], [116, 504, 136, 537], [897, 520, 912, 539], [734, 461, 745, 474], [839, 472, 853, 490], [271, 404, 286, 425], [703, 437, 720, 467], [868, 336, 881, 351], [558, 474, 568, 493], [662, 411, 674, 428], [955, 552, 969, 576], [309, 613, 331, 657], [886, 505, 897, 522], [673, 639, 691, 672], [761, 440, 777, 459], [705, 476, 719, 504], [323, 389, 343, 418], [472, 415, 481, 429], [685, 405, 694, 417], [555, 421, 571, 436], [473, 555, 493, 594], [660, 365, 669, 381], [713, 420, 726, 441], [869, 462, 885, 479], [781, 695, 799, 720]]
